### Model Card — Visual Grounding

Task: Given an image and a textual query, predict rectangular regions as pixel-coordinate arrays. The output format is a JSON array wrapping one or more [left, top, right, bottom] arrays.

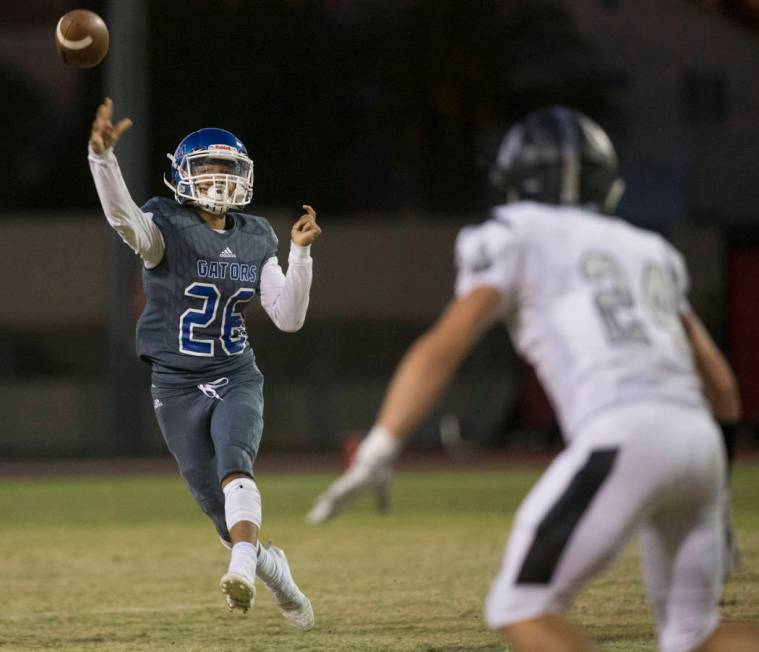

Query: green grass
[[0, 462, 756, 651]]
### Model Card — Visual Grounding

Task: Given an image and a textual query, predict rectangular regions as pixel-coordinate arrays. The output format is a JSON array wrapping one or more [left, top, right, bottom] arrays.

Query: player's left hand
[[306, 427, 401, 524], [306, 459, 393, 524], [291, 205, 321, 247]]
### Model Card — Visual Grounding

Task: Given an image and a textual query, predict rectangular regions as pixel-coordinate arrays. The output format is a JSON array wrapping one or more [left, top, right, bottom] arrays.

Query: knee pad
[[223, 476, 262, 531]]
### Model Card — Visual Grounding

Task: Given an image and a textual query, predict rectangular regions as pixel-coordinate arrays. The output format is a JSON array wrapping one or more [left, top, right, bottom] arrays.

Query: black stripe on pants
[[516, 448, 620, 585]]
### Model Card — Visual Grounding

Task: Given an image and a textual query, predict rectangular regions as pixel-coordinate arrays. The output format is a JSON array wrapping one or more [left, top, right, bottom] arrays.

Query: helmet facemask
[[166, 144, 254, 215]]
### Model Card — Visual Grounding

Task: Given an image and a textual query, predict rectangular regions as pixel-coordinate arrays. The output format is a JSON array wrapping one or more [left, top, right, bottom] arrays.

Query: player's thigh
[[151, 385, 219, 494], [209, 373, 264, 479], [640, 506, 722, 652], [485, 438, 653, 629], [639, 420, 723, 652]]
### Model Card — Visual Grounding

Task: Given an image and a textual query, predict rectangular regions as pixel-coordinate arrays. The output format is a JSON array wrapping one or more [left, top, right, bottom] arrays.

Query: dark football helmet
[[489, 106, 624, 213]]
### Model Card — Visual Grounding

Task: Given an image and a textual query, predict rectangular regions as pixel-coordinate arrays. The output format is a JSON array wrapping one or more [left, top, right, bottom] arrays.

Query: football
[[55, 9, 109, 69]]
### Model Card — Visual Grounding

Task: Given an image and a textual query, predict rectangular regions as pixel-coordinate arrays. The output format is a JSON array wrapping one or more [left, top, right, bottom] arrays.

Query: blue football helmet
[[164, 128, 254, 214], [489, 106, 624, 214]]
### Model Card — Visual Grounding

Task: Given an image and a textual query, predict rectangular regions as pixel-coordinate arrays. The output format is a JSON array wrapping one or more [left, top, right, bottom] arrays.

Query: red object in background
[[342, 432, 364, 469], [727, 246, 759, 422]]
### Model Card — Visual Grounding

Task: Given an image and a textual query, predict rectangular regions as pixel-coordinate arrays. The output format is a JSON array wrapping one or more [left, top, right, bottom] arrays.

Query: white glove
[[306, 426, 402, 524]]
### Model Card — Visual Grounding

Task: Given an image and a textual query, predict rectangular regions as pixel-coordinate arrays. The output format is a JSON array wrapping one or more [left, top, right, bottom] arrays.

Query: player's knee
[[485, 578, 570, 632], [217, 443, 255, 482], [177, 466, 229, 539], [223, 476, 262, 530], [204, 504, 231, 542], [180, 465, 220, 505], [486, 600, 569, 634]]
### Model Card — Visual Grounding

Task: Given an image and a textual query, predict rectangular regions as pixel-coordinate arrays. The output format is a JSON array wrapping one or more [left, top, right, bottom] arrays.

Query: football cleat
[[220, 572, 255, 614], [258, 544, 315, 631]]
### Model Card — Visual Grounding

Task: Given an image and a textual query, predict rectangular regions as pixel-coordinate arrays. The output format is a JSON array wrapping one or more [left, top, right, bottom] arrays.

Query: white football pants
[[485, 400, 724, 652]]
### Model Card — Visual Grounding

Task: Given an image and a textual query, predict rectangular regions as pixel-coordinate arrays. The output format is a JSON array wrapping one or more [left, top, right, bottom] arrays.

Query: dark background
[[0, 0, 757, 457]]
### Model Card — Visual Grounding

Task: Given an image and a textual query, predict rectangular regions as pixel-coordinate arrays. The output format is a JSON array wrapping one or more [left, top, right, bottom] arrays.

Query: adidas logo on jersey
[[219, 247, 237, 258]]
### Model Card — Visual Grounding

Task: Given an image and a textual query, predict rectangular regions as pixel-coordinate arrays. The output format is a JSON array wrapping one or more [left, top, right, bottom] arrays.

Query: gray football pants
[[150, 366, 264, 542]]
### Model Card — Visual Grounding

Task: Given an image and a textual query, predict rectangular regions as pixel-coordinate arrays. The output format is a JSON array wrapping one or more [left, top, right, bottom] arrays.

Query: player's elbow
[[275, 318, 305, 333]]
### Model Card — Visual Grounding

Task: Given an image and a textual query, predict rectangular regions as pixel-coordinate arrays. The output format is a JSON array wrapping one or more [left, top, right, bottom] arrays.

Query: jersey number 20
[[581, 252, 679, 346], [179, 282, 256, 356]]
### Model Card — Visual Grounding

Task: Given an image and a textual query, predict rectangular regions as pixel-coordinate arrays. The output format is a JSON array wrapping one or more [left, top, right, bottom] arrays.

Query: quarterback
[[308, 107, 758, 651], [89, 98, 319, 629]]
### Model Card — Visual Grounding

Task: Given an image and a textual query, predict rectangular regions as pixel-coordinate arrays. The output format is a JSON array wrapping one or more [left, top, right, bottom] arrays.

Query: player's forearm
[[681, 312, 742, 422], [703, 376, 742, 422], [376, 332, 462, 440], [696, 335, 741, 421], [696, 348, 742, 421], [260, 243, 312, 332], [87, 146, 164, 267]]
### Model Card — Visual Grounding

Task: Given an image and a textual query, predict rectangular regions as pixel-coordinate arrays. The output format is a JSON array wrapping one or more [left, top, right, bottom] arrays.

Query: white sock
[[256, 544, 277, 586], [228, 542, 257, 584], [256, 544, 298, 601]]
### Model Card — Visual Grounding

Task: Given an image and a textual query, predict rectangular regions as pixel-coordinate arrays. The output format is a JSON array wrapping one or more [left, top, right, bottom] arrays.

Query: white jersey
[[454, 201, 706, 438]]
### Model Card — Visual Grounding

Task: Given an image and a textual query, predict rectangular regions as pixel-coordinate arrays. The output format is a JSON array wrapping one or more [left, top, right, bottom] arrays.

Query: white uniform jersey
[[454, 201, 705, 438]]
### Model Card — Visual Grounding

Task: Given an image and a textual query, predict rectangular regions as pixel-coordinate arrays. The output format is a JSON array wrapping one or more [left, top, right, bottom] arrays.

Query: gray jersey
[[136, 197, 278, 385]]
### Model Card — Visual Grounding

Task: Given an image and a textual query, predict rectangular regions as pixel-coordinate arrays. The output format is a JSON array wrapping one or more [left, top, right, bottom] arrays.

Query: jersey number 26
[[179, 282, 256, 356]]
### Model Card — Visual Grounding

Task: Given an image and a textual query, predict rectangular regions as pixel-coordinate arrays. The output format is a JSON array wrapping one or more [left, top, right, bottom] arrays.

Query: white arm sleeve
[[260, 242, 313, 332], [88, 146, 165, 268]]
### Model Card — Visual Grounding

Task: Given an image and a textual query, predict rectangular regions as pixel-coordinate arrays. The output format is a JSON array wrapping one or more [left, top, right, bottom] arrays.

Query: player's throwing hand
[[291, 205, 321, 247], [89, 97, 133, 155]]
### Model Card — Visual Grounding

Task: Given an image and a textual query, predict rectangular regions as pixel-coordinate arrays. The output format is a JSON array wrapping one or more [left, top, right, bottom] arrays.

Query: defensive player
[[308, 107, 758, 651], [89, 98, 319, 629]]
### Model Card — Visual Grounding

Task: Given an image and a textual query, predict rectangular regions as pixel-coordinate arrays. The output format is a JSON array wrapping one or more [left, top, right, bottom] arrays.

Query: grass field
[[0, 461, 757, 651]]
